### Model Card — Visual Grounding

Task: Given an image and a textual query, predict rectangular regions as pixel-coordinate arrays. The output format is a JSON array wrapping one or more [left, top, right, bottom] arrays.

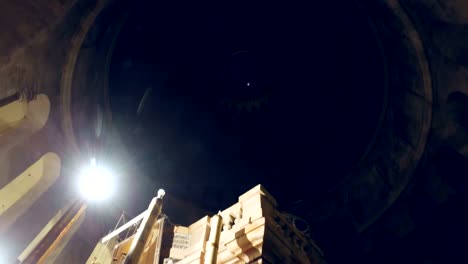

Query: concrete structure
[[87, 185, 325, 264]]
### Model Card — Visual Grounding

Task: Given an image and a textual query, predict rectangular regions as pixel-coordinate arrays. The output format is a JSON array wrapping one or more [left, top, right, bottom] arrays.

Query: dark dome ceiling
[[2, 0, 468, 263], [107, 0, 386, 213]]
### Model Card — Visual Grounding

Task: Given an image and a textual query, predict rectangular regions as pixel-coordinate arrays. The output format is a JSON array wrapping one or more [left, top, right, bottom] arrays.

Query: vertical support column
[[17, 200, 74, 262], [19, 198, 87, 264], [204, 214, 223, 264], [123, 189, 165, 264]]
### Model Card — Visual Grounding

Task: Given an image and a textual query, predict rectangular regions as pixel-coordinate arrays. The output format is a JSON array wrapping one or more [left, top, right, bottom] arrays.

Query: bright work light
[[78, 160, 115, 201]]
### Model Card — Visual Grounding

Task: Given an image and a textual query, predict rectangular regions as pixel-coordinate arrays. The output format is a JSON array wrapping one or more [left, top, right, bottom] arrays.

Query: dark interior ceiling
[[2, 0, 468, 263], [107, 0, 386, 215]]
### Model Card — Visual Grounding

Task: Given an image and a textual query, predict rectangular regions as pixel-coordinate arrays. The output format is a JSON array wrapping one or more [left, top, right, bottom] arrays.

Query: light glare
[[78, 164, 114, 201]]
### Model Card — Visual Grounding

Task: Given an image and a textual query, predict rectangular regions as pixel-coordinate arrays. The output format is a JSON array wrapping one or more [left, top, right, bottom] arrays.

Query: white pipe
[[101, 210, 148, 243]]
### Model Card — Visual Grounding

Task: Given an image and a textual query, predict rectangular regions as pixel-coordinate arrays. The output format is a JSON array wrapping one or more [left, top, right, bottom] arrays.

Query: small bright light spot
[[157, 189, 165, 198], [78, 163, 115, 201]]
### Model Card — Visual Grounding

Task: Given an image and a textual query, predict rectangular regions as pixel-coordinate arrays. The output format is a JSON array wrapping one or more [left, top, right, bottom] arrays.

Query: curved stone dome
[[0, 0, 467, 263], [106, 0, 387, 214]]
